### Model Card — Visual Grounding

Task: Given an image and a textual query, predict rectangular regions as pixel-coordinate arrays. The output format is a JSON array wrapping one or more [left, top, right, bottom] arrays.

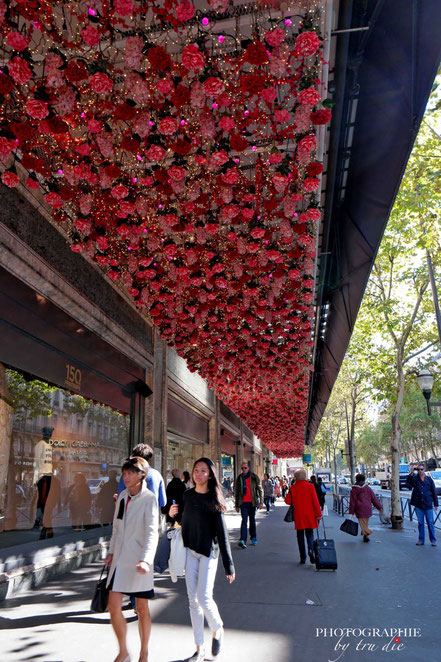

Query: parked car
[[338, 478, 349, 485], [427, 471, 441, 495], [367, 478, 380, 486]]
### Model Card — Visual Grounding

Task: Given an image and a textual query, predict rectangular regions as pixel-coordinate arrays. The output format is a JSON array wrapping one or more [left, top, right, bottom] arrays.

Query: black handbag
[[340, 518, 359, 537], [90, 566, 110, 613], [284, 491, 294, 523]]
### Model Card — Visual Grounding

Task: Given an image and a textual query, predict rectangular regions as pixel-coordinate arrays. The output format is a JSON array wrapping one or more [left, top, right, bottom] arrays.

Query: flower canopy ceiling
[[0, 0, 331, 457]]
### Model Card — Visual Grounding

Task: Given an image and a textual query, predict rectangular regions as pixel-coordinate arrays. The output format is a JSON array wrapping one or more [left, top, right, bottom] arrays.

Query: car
[[427, 471, 441, 495], [367, 478, 380, 486], [338, 478, 349, 484]]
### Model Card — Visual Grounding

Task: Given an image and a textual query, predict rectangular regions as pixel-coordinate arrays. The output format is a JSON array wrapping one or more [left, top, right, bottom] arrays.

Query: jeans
[[264, 496, 271, 512], [240, 502, 257, 542], [185, 548, 223, 647], [296, 529, 314, 561], [415, 507, 436, 543]]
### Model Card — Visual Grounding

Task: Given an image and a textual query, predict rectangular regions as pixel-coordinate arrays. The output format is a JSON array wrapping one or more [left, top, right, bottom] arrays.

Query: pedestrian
[[105, 457, 159, 662], [117, 443, 166, 509], [262, 472, 274, 513], [163, 468, 186, 524], [97, 470, 119, 525], [310, 475, 325, 511], [64, 473, 91, 531], [169, 457, 235, 662], [406, 463, 438, 546], [348, 473, 383, 542], [281, 476, 288, 499], [274, 478, 281, 500], [285, 468, 322, 564], [183, 471, 192, 490], [234, 461, 263, 548]]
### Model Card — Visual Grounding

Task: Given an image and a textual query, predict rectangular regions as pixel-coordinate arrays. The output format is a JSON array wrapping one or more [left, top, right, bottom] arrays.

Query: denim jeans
[[185, 548, 223, 647], [296, 529, 314, 561], [240, 502, 256, 542], [264, 496, 271, 512], [415, 507, 436, 543]]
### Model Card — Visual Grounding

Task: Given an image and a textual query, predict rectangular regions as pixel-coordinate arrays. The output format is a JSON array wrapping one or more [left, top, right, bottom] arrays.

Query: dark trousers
[[240, 502, 257, 542], [264, 496, 271, 512], [296, 529, 314, 561]]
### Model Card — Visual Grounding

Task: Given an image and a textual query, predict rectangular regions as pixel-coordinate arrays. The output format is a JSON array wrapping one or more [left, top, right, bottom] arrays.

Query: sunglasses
[[418, 468, 425, 471], [241, 466, 248, 470]]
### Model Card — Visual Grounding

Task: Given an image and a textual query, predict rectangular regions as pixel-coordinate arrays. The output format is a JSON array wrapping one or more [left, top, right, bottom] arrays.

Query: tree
[[5, 369, 56, 423]]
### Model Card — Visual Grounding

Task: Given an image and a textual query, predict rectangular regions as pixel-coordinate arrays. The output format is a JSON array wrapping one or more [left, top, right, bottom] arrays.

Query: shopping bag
[[90, 566, 109, 613], [284, 505, 294, 523], [340, 518, 359, 536], [322, 503, 329, 516]]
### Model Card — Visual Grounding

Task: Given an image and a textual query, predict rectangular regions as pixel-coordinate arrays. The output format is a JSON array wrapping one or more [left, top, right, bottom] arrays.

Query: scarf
[[242, 470, 251, 494]]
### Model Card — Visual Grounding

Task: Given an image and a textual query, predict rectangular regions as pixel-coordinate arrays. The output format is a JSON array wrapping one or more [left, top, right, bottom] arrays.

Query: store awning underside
[[306, 0, 441, 444]]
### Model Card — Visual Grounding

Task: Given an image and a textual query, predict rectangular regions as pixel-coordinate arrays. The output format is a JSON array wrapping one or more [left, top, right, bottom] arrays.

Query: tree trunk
[[349, 395, 357, 484], [390, 358, 405, 529]]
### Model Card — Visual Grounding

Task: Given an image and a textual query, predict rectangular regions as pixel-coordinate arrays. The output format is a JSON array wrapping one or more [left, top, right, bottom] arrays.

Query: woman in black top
[[169, 457, 235, 662]]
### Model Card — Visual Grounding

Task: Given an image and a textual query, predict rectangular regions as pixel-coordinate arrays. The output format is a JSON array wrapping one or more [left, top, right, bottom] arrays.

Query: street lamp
[[417, 369, 441, 415]]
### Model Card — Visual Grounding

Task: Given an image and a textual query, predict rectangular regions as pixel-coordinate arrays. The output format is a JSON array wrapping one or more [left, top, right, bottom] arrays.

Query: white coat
[[107, 481, 159, 593]]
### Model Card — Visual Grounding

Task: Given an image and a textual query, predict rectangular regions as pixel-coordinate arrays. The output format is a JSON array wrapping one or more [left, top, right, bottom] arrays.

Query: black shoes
[[212, 628, 223, 657], [363, 535, 370, 543], [299, 558, 306, 564], [308, 550, 316, 564]]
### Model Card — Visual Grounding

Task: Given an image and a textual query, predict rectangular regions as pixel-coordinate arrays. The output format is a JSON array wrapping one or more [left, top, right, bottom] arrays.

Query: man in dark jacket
[[163, 469, 186, 524], [234, 462, 263, 548], [406, 464, 438, 546]]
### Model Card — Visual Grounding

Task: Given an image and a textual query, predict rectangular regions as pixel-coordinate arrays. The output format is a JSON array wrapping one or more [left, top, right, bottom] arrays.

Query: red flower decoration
[[244, 42, 269, 66], [147, 46, 172, 71]]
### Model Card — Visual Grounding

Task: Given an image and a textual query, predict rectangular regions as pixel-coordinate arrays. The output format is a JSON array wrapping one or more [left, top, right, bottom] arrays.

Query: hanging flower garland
[[0, 0, 331, 457]]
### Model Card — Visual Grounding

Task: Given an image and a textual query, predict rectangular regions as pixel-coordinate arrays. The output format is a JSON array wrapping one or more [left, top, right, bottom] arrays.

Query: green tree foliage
[[5, 369, 56, 423]]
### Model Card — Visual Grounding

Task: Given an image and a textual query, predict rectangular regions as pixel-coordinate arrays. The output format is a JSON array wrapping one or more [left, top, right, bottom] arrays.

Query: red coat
[[285, 481, 322, 530]]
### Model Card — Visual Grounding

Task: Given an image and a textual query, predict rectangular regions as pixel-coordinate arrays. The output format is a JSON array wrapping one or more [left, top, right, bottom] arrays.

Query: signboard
[[101, 462, 108, 470], [303, 453, 312, 463], [221, 456, 232, 466]]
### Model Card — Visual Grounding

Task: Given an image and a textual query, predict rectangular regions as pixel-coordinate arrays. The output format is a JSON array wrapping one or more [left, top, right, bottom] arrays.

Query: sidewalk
[[0, 499, 438, 662]]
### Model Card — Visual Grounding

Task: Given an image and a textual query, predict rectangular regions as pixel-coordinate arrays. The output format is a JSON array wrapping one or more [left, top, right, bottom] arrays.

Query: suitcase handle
[[315, 516, 327, 540]]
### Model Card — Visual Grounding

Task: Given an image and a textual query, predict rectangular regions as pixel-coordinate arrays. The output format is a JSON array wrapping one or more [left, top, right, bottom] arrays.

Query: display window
[[166, 436, 204, 483], [0, 365, 130, 547]]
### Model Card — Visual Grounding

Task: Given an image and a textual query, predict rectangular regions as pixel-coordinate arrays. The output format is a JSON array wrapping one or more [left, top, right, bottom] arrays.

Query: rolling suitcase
[[313, 518, 337, 571]]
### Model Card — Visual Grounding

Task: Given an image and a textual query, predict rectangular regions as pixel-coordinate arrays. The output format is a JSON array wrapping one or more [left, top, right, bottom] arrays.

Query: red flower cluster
[[0, 2, 331, 457]]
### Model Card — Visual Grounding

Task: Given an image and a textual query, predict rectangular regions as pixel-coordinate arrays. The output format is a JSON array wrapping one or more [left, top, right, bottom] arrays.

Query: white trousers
[[185, 548, 223, 647]]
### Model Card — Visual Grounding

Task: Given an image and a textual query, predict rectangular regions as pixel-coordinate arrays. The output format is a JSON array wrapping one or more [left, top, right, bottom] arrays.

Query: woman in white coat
[[104, 457, 158, 662]]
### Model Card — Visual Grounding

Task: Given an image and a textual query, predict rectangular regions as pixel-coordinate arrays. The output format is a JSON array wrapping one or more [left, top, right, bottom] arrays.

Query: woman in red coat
[[285, 468, 322, 564]]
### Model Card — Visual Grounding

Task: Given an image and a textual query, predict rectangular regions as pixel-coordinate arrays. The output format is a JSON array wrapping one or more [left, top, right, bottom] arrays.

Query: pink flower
[[294, 104, 311, 132], [190, 81, 206, 108], [168, 165, 186, 180], [114, 0, 135, 16], [159, 117, 178, 135], [218, 116, 235, 132], [6, 31, 30, 51], [265, 27, 285, 48], [125, 72, 150, 103], [54, 86, 76, 116], [269, 152, 283, 164], [96, 132, 114, 158], [26, 177, 39, 190], [26, 98, 49, 120], [303, 177, 320, 192], [96, 236, 109, 251], [8, 56, 32, 85], [75, 143, 91, 156], [298, 86, 321, 106], [207, 0, 229, 12], [272, 174, 289, 192], [0, 137, 16, 163], [199, 112, 216, 140], [297, 134, 316, 154], [146, 144, 166, 161], [204, 77, 225, 97], [182, 44, 205, 72], [221, 167, 240, 185], [45, 192, 63, 209], [175, 0, 195, 22], [81, 25, 101, 47], [157, 79, 173, 95], [111, 185, 129, 200], [294, 31, 322, 58], [87, 119, 103, 133], [75, 218, 92, 234], [125, 36, 143, 69], [275, 109, 290, 123], [1, 171, 19, 187], [209, 150, 228, 170], [90, 72, 113, 95], [308, 208, 321, 221], [261, 87, 277, 104], [133, 112, 152, 138]]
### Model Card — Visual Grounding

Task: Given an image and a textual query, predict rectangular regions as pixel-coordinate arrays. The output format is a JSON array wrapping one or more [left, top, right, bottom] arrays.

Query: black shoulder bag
[[284, 490, 294, 523]]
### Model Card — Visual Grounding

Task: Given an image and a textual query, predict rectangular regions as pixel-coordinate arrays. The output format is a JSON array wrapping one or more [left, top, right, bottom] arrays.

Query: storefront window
[[0, 365, 129, 547], [221, 454, 234, 496], [166, 437, 204, 482]]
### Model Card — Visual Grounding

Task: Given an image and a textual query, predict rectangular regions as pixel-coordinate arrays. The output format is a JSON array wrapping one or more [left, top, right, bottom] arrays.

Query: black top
[[162, 476, 186, 523], [179, 488, 235, 576]]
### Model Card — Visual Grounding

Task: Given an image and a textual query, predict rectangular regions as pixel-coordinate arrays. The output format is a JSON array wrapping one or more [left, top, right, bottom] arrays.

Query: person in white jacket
[[104, 457, 159, 662]]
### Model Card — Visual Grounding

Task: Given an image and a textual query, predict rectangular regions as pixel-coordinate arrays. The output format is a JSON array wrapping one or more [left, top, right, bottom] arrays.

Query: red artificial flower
[[204, 77, 225, 97], [240, 73, 266, 94], [26, 98, 49, 120], [26, 176, 40, 190], [0, 73, 13, 94], [311, 108, 332, 125], [294, 31, 322, 58], [175, 0, 195, 23], [1, 171, 19, 187], [244, 41, 269, 66], [120, 135, 140, 153], [103, 164, 121, 179], [181, 44, 205, 72], [265, 27, 285, 48], [171, 84, 191, 108], [47, 117, 69, 133], [114, 103, 137, 121], [303, 177, 320, 192], [230, 134, 248, 152], [11, 121, 35, 143], [170, 138, 192, 156], [81, 25, 101, 47], [114, 0, 135, 17], [8, 56, 32, 84], [6, 32, 30, 51], [45, 192, 63, 209], [159, 117, 178, 135], [146, 144, 166, 161], [147, 46, 172, 71], [306, 162, 323, 176], [298, 86, 321, 107], [90, 72, 113, 94], [65, 60, 89, 83]]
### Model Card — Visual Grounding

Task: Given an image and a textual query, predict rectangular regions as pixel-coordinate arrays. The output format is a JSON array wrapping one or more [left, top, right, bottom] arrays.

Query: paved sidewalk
[[0, 499, 439, 662]]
